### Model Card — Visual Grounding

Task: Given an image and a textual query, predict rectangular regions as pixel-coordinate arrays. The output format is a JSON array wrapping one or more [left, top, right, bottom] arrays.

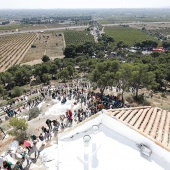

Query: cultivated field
[[98, 16, 170, 25], [0, 24, 47, 33], [104, 26, 159, 46], [130, 22, 170, 30], [0, 33, 37, 72], [21, 32, 65, 64], [64, 30, 94, 46]]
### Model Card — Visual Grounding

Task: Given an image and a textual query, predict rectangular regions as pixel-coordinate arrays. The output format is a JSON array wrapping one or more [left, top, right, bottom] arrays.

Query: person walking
[[14, 161, 24, 170], [39, 133, 45, 146], [17, 141, 33, 165], [46, 119, 52, 130], [45, 128, 51, 142], [23, 139, 32, 153], [32, 138, 39, 159], [3, 161, 12, 170]]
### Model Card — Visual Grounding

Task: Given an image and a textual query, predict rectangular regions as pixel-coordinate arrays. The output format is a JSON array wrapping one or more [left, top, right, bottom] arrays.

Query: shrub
[[30, 78, 41, 86], [28, 107, 40, 121], [31, 44, 36, 48], [133, 94, 145, 103], [11, 86, 23, 98], [161, 93, 167, 98], [42, 55, 50, 62], [8, 117, 28, 136], [133, 94, 151, 106]]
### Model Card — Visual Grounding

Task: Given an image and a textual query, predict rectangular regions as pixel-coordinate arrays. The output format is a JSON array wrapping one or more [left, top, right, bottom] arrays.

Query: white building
[[40, 106, 170, 170]]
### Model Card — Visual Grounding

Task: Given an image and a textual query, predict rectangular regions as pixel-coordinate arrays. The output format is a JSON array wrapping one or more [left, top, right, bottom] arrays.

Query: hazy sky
[[0, 0, 169, 9]]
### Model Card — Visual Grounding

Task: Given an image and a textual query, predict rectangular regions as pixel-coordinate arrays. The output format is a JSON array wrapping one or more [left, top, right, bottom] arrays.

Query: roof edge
[[113, 115, 170, 153]]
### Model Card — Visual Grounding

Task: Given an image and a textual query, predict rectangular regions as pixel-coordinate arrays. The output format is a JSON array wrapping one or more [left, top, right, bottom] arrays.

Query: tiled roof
[[106, 106, 170, 152]]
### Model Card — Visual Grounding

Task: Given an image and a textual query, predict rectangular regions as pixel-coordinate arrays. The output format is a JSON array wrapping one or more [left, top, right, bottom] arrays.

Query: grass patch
[[64, 30, 94, 46], [104, 26, 159, 47]]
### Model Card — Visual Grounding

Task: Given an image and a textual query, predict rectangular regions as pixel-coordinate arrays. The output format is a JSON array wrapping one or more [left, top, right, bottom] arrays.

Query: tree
[[117, 41, 128, 48], [11, 86, 23, 98], [152, 64, 168, 90], [67, 65, 74, 78], [42, 55, 50, 62], [0, 84, 6, 98], [49, 64, 58, 75], [131, 64, 156, 97], [141, 40, 158, 48], [135, 40, 158, 49], [83, 42, 95, 54], [89, 60, 119, 97], [151, 52, 160, 58], [58, 69, 69, 82], [79, 61, 89, 74], [14, 66, 31, 86], [64, 45, 77, 58], [54, 59, 62, 70], [75, 44, 84, 53], [0, 72, 14, 90], [41, 73, 51, 84], [96, 51, 105, 58], [162, 41, 170, 49], [116, 63, 133, 104], [8, 117, 28, 136], [99, 34, 114, 44], [33, 63, 50, 82]]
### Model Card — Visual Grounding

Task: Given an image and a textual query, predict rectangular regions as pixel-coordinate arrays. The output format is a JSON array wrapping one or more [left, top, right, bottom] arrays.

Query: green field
[[104, 26, 159, 46], [0, 24, 30, 30], [64, 30, 94, 46], [98, 20, 112, 24]]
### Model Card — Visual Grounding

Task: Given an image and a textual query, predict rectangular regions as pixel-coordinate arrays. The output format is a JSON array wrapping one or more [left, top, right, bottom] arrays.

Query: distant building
[[152, 47, 165, 52]]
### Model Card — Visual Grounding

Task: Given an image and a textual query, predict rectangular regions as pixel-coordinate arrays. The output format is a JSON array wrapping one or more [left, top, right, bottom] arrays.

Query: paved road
[[0, 25, 88, 36]]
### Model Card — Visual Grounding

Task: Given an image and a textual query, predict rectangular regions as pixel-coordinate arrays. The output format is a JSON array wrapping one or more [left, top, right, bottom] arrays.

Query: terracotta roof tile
[[150, 110, 161, 139], [129, 109, 144, 126], [139, 107, 154, 132], [144, 107, 158, 135], [134, 108, 150, 129], [162, 112, 170, 146], [106, 106, 170, 152], [156, 110, 167, 142]]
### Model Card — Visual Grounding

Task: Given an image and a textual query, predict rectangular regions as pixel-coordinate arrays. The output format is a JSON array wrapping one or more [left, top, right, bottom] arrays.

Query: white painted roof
[[40, 113, 170, 170]]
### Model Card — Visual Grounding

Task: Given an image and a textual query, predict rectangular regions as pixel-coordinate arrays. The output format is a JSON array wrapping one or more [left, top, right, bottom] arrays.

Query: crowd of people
[[0, 81, 124, 122], [0, 81, 126, 169]]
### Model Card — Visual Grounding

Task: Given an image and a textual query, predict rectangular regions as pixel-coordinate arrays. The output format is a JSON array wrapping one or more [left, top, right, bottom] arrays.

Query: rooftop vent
[[83, 135, 91, 147], [139, 144, 152, 157]]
